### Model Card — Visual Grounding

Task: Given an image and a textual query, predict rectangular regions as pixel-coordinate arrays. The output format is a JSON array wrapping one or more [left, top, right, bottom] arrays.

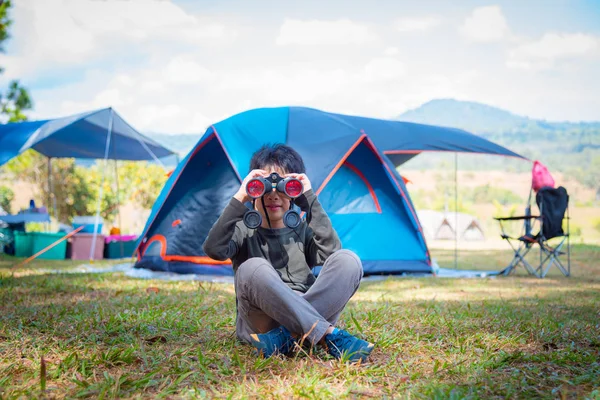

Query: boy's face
[[255, 165, 292, 229]]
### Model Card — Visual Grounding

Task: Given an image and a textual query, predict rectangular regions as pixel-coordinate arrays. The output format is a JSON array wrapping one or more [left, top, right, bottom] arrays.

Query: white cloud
[[394, 16, 441, 33], [0, 0, 235, 80], [364, 58, 405, 81], [4, 1, 600, 131], [384, 47, 400, 56], [276, 19, 378, 46], [32, 61, 216, 134], [164, 57, 213, 85], [216, 67, 356, 103], [459, 5, 510, 43], [28, 55, 439, 134], [507, 32, 600, 70]]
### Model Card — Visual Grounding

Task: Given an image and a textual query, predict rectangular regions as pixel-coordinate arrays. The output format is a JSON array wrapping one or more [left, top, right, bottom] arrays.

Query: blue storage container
[[72, 216, 104, 234]]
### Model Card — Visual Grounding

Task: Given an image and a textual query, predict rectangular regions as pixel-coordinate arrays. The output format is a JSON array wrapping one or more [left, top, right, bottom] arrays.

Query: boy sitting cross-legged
[[203, 144, 374, 363]]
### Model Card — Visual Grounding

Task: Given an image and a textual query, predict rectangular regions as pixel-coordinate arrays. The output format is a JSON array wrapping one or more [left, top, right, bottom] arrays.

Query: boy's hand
[[285, 173, 312, 193], [234, 169, 267, 203]]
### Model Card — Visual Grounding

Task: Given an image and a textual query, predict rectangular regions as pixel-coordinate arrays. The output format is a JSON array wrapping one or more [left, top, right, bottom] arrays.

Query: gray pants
[[234, 249, 363, 346]]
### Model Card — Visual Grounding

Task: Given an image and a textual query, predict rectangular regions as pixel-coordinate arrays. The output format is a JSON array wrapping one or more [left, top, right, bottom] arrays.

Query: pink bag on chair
[[532, 160, 555, 192]]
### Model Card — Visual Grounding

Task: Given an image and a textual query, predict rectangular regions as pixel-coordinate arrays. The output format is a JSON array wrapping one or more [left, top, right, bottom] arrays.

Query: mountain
[[397, 99, 600, 135], [398, 99, 532, 134], [396, 99, 600, 173], [145, 132, 202, 157]]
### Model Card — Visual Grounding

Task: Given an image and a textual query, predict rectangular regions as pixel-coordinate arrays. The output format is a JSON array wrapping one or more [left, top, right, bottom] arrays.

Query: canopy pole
[[47, 157, 52, 219], [47, 157, 58, 226], [114, 159, 124, 257], [454, 152, 458, 270], [90, 108, 114, 262]]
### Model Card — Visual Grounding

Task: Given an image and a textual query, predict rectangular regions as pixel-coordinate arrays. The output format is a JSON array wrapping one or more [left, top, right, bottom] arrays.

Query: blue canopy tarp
[[285, 107, 525, 167], [0, 108, 176, 167]]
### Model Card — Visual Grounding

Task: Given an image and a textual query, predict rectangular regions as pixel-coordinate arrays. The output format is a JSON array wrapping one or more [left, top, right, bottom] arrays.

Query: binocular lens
[[284, 180, 303, 198], [246, 179, 266, 198], [283, 210, 301, 228], [243, 210, 262, 229]]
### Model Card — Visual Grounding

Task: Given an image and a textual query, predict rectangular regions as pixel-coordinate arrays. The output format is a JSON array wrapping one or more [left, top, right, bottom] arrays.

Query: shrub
[[469, 184, 523, 206], [592, 218, 600, 234], [0, 185, 14, 213]]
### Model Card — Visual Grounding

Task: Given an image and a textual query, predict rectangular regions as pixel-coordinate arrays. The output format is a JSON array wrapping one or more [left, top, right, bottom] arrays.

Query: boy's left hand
[[285, 173, 312, 193]]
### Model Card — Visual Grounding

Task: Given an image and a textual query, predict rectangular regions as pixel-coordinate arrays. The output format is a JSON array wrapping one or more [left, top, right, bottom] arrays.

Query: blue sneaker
[[250, 326, 296, 358], [324, 329, 374, 363]]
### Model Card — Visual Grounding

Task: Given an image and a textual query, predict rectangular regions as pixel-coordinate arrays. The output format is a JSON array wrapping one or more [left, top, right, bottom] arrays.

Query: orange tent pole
[[11, 226, 85, 270]]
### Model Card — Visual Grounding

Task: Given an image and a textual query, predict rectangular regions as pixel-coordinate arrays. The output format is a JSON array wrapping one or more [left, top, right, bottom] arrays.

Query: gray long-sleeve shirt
[[202, 189, 341, 292]]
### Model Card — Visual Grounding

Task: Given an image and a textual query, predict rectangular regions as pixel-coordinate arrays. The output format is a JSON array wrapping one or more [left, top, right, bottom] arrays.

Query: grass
[[1, 247, 599, 399]]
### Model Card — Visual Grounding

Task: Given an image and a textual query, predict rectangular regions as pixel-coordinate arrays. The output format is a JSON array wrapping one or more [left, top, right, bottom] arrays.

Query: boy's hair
[[250, 144, 306, 174]]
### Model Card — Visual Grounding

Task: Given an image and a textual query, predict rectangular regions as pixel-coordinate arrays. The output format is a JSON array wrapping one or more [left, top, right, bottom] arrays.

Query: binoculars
[[243, 172, 303, 229]]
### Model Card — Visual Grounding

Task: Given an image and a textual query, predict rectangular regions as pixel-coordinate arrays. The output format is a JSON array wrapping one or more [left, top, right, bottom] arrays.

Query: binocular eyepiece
[[243, 172, 303, 230], [245, 172, 303, 199]]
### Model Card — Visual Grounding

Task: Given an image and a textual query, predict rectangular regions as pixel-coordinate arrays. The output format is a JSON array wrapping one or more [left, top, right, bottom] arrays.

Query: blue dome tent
[[135, 107, 525, 276]]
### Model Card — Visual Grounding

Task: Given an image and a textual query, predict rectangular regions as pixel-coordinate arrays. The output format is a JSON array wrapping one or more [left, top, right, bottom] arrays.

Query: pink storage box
[[68, 234, 105, 260], [105, 234, 138, 243]]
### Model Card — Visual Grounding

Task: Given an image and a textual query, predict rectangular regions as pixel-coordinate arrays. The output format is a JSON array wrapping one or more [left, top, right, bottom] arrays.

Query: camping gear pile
[[0, 214, 139, 260]]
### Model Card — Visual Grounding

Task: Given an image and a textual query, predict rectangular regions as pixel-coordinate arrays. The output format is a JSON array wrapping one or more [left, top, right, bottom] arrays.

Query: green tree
[[0, 0, 33, 122], [431, 195, 474, 214], [84, 164, 120, 223], [120, 162, 169, 209], [565, 156, 600, 195], [4, 151, 94, 222], [467, 184, 523, 206], [0, 184, 14, 213]]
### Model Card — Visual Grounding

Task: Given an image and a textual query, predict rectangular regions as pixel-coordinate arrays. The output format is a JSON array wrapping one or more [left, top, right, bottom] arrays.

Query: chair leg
[[553, 257, 570, 277], [567, 235, 571, 276], [502, 241, 538, 277], [539, 240, 569, 278], [501, 239, 521, 275], [521, 253, 540, 277]]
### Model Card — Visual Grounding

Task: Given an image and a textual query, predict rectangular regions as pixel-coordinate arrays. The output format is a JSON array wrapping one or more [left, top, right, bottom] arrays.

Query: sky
[[1, 0, 599, 134]]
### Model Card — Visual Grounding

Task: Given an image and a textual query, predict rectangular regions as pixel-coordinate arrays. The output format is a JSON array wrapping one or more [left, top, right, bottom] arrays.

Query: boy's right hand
[[233, 169, 267, 203]]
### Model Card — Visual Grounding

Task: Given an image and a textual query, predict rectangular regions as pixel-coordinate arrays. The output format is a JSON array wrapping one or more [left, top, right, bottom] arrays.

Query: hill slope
[[398, 99, 600, 136], [397, 99, 600, 172]]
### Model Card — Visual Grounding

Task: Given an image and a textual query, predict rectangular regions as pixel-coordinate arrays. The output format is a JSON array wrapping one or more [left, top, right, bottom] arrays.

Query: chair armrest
[[494, 215, 540, 221]]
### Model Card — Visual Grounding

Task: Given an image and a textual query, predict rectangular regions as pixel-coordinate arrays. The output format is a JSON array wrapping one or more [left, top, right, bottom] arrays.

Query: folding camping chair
[[495, 186, 570, 278]]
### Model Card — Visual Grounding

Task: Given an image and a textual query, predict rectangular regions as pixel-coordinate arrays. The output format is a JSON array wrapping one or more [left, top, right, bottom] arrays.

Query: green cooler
[[13, 231, 33, 257], [31, 232, 67, 260]]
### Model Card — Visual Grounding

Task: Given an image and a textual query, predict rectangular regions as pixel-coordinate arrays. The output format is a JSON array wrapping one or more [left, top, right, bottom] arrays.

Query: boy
[[203, 144, 374, 362]]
